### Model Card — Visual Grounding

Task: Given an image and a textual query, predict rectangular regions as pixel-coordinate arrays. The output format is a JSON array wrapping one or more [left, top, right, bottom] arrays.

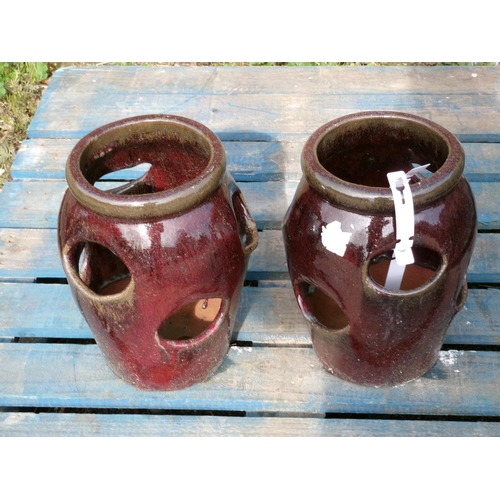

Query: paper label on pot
[[322, 221, 352, 257]]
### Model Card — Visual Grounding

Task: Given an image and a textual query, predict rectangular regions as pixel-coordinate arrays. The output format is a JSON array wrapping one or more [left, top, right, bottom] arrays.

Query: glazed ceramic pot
[[58, 114, 258, 390], [282, 111, 476, 386]]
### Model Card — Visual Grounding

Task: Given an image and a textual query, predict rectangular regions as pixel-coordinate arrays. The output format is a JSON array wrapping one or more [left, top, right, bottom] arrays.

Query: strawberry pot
[[58, 114, 258, 390], [282, 111, 476, 386]]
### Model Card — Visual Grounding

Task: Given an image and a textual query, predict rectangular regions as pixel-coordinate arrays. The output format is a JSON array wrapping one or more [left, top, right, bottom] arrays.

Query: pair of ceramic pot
[[58, 111, 476, 390]]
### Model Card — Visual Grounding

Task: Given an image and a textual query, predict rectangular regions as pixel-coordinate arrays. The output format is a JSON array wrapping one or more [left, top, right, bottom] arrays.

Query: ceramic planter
[[282, 111, 477, 386], [58, 114, 258, 390]]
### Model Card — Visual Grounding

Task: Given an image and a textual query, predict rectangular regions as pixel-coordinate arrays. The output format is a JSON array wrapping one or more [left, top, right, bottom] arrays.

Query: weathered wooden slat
[[0, 229, 497, 283], [1, 412, 499, 437], [1, 283, 499, 345], [11, 139, 500, 183], [0, 229, 288, 280], [0, 283, 311, 343], [29, 92, 500, 142], [12, 139, 302, 182], [0, 180, 298, 230], [2, 64, 500, 438], [0, 179, 496, 230], [1, 343, 500, 416], [45, 65, 500, 97]]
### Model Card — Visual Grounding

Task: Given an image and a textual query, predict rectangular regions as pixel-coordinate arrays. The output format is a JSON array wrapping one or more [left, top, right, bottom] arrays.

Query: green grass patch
[[0, 63, 49, 189]]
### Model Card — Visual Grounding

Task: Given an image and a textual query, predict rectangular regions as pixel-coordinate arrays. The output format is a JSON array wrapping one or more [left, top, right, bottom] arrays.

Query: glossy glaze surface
[[58, 115, 258, 390], [283, 111, 477, 386]]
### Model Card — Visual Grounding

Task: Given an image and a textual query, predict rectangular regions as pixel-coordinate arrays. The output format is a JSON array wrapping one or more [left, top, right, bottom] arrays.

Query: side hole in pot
[[297, 282, 349, 330], [232, 191, 249, 248], [455, 280, 468, 310], [157, 298, 224, 341], [369, 247, 442, 291], [231, 190, 258, 254], [73, 242, 132, 296]]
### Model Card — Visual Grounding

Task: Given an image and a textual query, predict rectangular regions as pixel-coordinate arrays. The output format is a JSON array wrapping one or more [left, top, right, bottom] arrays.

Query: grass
[[0, 63, 50, 189], [0, 61, 498, 191]]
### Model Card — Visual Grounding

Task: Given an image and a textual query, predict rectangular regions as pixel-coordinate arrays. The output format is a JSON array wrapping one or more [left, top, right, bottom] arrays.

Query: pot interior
[[316, 118, 450, 188], [297, 282, 349, 330], [74, 241, 132, 296], [157, 298, 225, 341], [368, 246, 442, 291], [80, 122, 213, 195]]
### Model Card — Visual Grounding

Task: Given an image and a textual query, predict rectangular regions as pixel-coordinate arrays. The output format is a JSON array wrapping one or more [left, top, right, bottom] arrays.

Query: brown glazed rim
[[302, 111, 465, 215], [66, 114, 226, 219]]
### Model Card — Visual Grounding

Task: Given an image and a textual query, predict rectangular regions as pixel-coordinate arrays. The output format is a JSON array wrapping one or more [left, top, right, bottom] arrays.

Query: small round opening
[[297, 282, 349, 330], [368, 247, 442, 291], [73, 241, 131, 296], [157, 298, 224, 341], [316, 119, 449, 187]]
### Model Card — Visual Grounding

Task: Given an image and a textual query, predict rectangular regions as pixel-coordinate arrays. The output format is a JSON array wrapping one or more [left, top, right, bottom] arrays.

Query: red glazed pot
[[58, 115, 258, 390], [282, 111, 477, 387]]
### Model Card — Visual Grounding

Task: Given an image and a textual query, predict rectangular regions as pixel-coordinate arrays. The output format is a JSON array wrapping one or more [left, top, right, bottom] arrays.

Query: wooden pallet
[[1, 65, 500, 436]]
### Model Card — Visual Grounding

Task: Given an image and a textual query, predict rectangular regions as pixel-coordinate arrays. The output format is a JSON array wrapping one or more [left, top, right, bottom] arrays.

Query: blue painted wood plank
[[0, 180, 298, 230], [1, 283, 498, 345], [0, 229, 286, 280], [0, 283, 312, 343], [0, 229, 497, 283], [44, 65, 500, 97], [3, 65, 500, 438], [11, 139, 301, 182], [1, 412, 499, 437], [1, 343, 500, 416], [0, 180, 496, 230], [28, 91, 500, 142], [464, 143, 500, 182], [10, 139, 500, 182]]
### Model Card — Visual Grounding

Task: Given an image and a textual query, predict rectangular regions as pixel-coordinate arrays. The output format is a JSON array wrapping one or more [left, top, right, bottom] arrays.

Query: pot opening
[[297, 282, 349, 330], [157, 298, 225, 341], [80, 123, 213, 196], [73, 241, 132, 296], [368, 246, 442, 291], [316, 119, 449, 188]]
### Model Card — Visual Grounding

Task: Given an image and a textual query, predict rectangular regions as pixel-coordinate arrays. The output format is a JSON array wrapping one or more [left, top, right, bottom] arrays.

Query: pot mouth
[[66, 114, 226, 219], [302, 111, 465, 214]]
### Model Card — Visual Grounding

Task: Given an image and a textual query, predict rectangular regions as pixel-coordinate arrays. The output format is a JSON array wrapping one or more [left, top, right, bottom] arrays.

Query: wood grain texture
[[28, 92, 500, 142], [0, 229, 496, 282], [0, 179, 496, 230], [1, 65, 499, 437], [27, 66, 500, 141], [45, 65, 500, 97], [1, 283, 499, 344], [1, 343, 500, 416], [11, 138, 500, 182], [1, 412, 499, 437], [12, 138, 303, 182], [0, 180, 299, 230]]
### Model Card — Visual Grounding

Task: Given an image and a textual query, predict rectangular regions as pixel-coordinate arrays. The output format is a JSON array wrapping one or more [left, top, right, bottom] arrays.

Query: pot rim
[[66, 114, 226, 219], [302, 111, 465, 214]]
